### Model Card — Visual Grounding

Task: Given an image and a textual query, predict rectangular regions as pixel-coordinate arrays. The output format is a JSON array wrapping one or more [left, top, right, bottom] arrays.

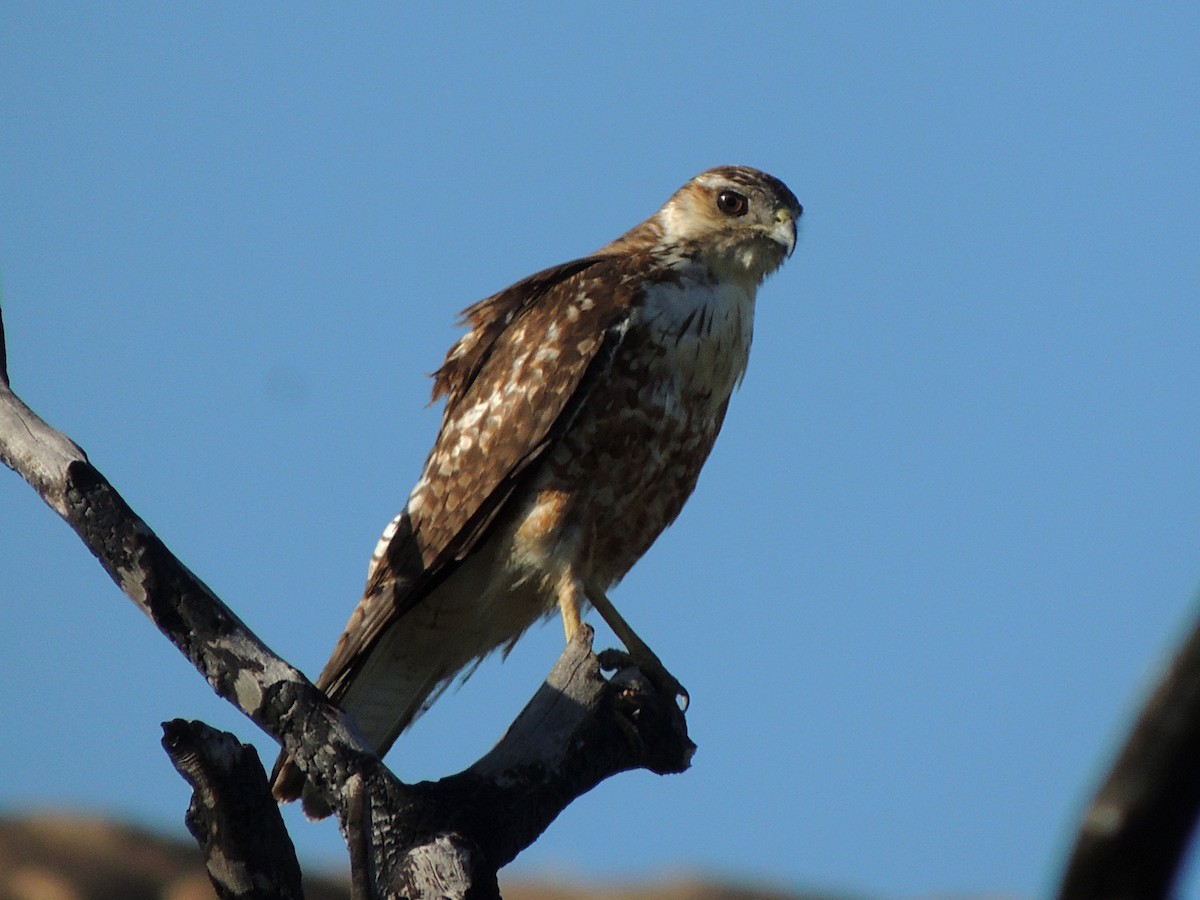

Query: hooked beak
[[773, 204, 801, 257]]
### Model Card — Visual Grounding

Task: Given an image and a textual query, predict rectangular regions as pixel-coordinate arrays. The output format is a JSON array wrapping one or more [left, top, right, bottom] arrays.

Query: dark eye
[[716, 190, 749, 217]]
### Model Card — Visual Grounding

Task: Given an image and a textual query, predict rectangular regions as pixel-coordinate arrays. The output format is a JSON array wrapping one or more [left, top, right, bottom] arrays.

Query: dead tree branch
[[1058, 609, 1200, 898], [163, 719, 306, 900], [0, 300, 693, 899]]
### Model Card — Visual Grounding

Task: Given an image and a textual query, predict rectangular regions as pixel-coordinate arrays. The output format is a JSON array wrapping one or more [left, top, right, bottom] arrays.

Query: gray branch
[[163, 719, 305, 900], [0, 301, 693, 898], [1057, 612, 1200, 898]]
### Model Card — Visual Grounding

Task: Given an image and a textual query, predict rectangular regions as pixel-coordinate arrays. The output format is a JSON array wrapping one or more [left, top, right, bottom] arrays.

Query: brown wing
[[316, 254, 642, 698]]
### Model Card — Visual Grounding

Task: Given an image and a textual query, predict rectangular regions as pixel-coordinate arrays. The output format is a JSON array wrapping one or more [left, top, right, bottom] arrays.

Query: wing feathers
[[431, 257, 604, 408], [273, 257, 642, 810], [408, 256, 640, 573], [306, 255, 641, 708]]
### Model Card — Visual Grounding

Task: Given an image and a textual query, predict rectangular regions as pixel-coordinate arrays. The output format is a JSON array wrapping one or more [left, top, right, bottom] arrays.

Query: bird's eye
[[716, 190, 749, 217]]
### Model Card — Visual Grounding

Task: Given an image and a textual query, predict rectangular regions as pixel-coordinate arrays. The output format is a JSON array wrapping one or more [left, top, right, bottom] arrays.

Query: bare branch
[[162, 719, 305, 900], [0, 355, 374, 821], [0, 304, 694, 898], [325, 626, 691, 898], [1058, 611, 1200, 898]]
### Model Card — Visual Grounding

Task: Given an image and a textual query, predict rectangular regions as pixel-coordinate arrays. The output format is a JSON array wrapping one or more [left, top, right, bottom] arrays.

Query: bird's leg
[[558, 574, 584, 642], [586, 584, 690, 711]]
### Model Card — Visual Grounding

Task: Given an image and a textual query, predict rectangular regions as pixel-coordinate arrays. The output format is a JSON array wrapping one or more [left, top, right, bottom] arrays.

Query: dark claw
[[597, 648, 633, 672], [597, 648, 688, 711]]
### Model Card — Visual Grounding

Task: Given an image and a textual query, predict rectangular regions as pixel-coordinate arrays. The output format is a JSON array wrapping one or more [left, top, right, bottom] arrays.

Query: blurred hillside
[[0, 812, 831, 900]]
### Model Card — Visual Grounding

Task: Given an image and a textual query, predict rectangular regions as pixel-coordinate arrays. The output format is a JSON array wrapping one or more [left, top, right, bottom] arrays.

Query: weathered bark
[[0, 302, 692, 899], [163, 720, 305, 900]]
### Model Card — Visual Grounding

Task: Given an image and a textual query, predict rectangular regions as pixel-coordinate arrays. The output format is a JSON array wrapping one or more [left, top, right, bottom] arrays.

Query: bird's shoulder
[[429, 251, 687, 412]]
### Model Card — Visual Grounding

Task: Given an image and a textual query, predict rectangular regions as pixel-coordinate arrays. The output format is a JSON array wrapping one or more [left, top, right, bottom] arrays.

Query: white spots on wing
[[476, 410, 503, 454], [454, 400, 488, 431], [509, 350, 530, 376], [406, 491, 427, 527], [444, 390, 509, 462], [368, 508, 412, 582], [371, 511, 408, 564]]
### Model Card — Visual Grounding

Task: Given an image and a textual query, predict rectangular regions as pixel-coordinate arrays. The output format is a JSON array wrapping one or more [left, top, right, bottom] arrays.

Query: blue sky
[[2, 5, 1198, 898]]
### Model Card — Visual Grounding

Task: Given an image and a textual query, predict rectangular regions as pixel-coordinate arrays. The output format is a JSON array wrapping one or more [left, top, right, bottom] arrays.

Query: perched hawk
[[272, 166, 802, 816]]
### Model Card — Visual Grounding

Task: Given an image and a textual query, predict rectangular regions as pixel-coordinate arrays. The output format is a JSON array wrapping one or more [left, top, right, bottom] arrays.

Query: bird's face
[[658, 166, 803, 284]]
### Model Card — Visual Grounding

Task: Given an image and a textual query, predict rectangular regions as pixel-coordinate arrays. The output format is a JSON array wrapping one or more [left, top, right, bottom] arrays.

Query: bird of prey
[[271, 166, 802, 816]]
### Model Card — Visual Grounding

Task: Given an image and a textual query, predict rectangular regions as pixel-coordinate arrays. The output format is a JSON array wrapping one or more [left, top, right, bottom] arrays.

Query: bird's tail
[[268, 641, 456, 818], [269, 505, 539, 818], [270, 509, 451, 819]]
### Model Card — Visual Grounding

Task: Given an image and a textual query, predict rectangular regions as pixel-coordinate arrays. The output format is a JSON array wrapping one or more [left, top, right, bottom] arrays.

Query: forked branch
[[0, 301, 692, 899]]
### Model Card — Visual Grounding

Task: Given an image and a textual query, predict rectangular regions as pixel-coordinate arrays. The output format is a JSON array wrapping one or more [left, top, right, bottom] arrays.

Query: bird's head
[[601, 166, 803, 285]]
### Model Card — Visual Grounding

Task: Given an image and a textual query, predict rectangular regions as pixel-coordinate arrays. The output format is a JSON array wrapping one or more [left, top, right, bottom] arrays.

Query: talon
[[644, 659, 689, 712], [601, 647, 688, 710], [585, 584, 690, 712], [674, 684, 690, 713], [597, 648, 631, 672]]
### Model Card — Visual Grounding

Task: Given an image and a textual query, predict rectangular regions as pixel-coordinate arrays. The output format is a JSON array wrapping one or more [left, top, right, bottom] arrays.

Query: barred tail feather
[[270, 504, 548, 819], [269, 630, 456, 818], [270, 508, 435, 818]]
